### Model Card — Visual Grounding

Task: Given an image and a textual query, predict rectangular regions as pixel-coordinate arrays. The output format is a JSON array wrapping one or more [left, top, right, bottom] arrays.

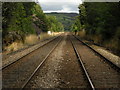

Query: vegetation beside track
[[2, 2, 64, 52], [72, 2, 120, 55]]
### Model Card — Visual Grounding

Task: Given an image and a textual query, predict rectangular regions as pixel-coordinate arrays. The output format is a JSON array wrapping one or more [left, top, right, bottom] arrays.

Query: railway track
[[21, 36, 62, 89], [2, 35, 62, 88], [70, 36, 95, 90], [25, 34, 118, 89], [73, 35, 120, 70], [2, 36, 60, 70], [2, 34, 120, 89], [24, 34, 90, 88], [71, 35, 120, 88]]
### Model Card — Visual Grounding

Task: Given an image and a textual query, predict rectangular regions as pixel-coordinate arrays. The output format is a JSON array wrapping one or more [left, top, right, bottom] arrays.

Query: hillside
[[45, 12, 79, 31]]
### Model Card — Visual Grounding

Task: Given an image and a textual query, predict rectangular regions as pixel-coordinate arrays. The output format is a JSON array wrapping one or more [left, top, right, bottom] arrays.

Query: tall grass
[[4, 33, 53, 53], [5, 42, 24, 52], [4, 34, 38, 52], [24, 34, 39, 45]]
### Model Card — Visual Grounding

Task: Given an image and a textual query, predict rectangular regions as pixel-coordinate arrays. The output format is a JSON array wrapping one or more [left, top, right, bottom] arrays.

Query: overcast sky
[[38, 0, 82, 13]]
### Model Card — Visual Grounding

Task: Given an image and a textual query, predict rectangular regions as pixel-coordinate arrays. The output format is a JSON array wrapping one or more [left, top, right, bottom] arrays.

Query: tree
[[77, 2, 120, 53], [2, 2, 49, 48], [46, 15, 64, 32], [32, 4, 49, 32]]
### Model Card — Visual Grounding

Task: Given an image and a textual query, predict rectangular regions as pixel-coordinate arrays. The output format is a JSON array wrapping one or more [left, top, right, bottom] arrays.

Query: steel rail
[[21, 36, 62, 89], [73, 35, 120, 70], [2, 36, 60, 70], [70, 36, 95, 90]]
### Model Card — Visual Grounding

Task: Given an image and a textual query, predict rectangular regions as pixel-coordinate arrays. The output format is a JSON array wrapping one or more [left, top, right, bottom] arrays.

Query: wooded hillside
[[46, 13, 78, 31]]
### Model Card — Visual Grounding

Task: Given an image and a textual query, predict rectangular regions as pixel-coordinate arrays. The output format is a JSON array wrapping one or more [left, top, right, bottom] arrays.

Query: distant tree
[[46, 15, 64, 32]]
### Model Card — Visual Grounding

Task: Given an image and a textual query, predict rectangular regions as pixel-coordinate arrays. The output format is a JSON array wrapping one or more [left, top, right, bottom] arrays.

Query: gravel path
[[72, 35, 120, 88], [2, 36, 61, 88], [26, 33, 90, 88]]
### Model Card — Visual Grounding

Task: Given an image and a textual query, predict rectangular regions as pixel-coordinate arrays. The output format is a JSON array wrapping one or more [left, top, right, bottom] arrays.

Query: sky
[[38, 0, 82, 13]]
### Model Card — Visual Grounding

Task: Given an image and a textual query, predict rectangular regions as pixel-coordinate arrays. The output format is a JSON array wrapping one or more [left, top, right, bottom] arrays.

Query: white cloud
[[38, 0, 82, 13], [43, 10, 79, 13], [61, 5, 71, 11]]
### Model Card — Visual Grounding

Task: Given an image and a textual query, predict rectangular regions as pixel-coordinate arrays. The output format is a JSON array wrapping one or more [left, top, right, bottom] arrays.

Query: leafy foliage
[[71, 17, 81, 32], [46, 15, 64, 32], [32, 4, 49, 32], [2, 2, 35, 39]]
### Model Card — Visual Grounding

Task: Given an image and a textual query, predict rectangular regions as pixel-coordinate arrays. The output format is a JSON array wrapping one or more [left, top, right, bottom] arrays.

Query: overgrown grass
[[24, 34, 38, 45], [3, 33, 57, 54], [4, 34, 38, 52], [40, 32, 51, 40], [5, 42, 24, 52]]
